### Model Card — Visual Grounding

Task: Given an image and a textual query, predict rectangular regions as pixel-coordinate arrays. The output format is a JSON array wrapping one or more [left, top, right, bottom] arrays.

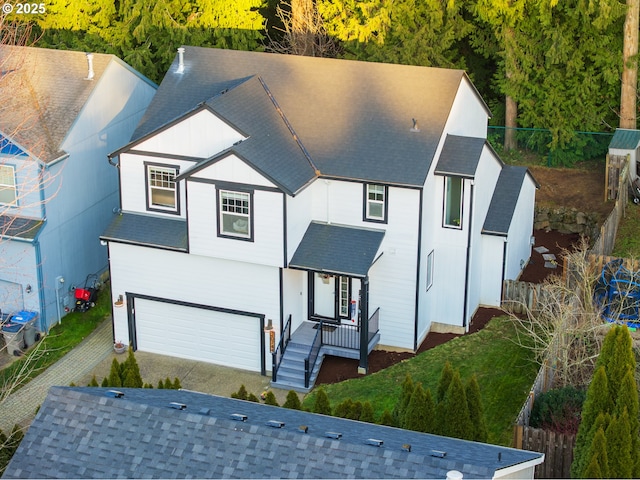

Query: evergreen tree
[[583, 426, 609, 479], [465, 374, 488, 442], [333, 399, 353, 418], [605, 409, 632, 478], [263, 391, 279, 406], [440, 371, 472, 440], [360, 401, 375, 423], [164, 377, 173, 390], [392, 373, 414, 427], [283, 390, 302, 410], [107, 358, 123, 387], [122, 368, 139, 388], [347, 401, 363, 420], [157, 379, 164, 389], [88, 375, 99, 387], [120, 348, 143, 388], [436, 361, 454, 403], [172, 378, 182, 390], [100, 377, 109, 388], [379, 409, 394, 426], [231, 385, 249, 400], [247, 393, 260, 402], [404, 383, 432, 433], [312, 388, 332, 415]]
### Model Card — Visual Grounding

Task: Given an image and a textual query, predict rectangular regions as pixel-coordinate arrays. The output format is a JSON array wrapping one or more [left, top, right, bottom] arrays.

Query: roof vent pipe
[[85, 53, 94, 81], [177, 47, 185, 74], [446, 471, 463, 480]]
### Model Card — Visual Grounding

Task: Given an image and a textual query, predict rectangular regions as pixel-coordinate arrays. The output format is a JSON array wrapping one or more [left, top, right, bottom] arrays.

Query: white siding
[[109, 243, 280, 370], [134, 109, 245, 158], [282, 268, 305, 330], [286, 182, 314, 263], [191, 155, 277, 188], [505, 176, 536, 280], [187, 182, 284, 267], [444, 77, 489, 139], [479, 235, 505, 306]]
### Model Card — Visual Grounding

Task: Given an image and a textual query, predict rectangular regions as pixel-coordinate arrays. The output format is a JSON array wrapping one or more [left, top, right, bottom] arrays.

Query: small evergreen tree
[[392, 373, 414, 427], [440, 371, 472, 440], [465, 374, 488, 442], [333, 399, 353, 418], [107, 358, 123, 387], [263, 391, 279, 406], [437, 361, 454, 403], [404, 383, 432, 432], [231, 385, 249, 400], [247, 393, 260, 403], [360, 401, 375, 423], [120, 348, 143, 388], [347, 401, 363, 420], [172, 378, 182, 390], [164, 377, 173, 390], [583, 426, 609, 479], [312, 388, 331, 415], [283, 390, 302, 410], [157, 379, 164, 389], [100, 377, 109, 387], [88, 375, 99, 387], [605, 409, 632, 478], [379, 409, 394, 426]]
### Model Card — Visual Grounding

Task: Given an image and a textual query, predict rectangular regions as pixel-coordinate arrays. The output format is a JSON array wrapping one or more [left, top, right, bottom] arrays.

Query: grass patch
[[0, 285, 110, 392], [302, 316, 537, 446], [612, 202, 640, 258]]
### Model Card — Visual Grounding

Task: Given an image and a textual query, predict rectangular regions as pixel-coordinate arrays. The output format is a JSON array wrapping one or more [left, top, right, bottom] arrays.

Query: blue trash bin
[[2, 322, 24, 356], [11, 311, 39, 348]]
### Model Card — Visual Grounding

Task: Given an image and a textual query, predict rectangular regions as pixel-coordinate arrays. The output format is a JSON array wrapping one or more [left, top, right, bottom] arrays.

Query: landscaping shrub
[[529, 385, 585, 434], [313, 388, 331, 415], [262, 391, 278, 406], [231, 385, 249, 400], [283, 390, 302, 410]]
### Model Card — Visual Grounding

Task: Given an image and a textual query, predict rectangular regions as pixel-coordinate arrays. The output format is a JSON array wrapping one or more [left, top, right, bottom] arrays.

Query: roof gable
[[482, 165, 534, 236], [133, 47, 470, 187]]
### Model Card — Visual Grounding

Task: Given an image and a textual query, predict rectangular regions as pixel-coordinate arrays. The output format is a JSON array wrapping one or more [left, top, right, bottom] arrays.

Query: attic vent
[[324, 432, 342, 440], [266, 420, 285, 428], [402, 444, 412, 452], [199, 408, 211, 415], [410, 118, 420, 133], [177, 47, 185, 74], [365, 438, 384, 447], [231, 413, 248, 422], [169, 402, 187, 410], [430, 450, 447, 458], [85, 53, 94, 81], [105, 390, 124, 398], [299, 425, 308, 434]]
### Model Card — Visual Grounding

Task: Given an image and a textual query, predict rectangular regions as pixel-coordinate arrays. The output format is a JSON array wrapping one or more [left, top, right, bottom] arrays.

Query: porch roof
[[289, 221, 384, 278]]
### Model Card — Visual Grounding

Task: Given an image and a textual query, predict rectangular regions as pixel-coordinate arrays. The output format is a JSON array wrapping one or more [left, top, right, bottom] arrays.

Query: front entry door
[[311, 273, 357, 323]]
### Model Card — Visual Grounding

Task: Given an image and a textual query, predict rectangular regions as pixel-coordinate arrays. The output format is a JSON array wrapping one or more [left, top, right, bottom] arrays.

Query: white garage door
[[134, 299, 262, 372], [0, 280, 24, 315]]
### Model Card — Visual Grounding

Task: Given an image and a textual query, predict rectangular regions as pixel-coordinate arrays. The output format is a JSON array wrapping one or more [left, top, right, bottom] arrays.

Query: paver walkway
[[0, 318, 112, 433]]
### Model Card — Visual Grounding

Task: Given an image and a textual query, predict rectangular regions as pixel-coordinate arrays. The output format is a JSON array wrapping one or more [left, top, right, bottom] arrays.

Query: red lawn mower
[[74, 274, 100, 312]]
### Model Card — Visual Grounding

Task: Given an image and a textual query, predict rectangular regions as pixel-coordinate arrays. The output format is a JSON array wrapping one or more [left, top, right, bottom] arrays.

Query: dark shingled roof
[[434, 135, 486, 178], [289, 221, 385, 278], [176, 76, 317, 196], [482, 166, 531, 236], [4, 387, 543, 479], [609, 128, 640, 150], [100, 212, 187, 251], [130, 46, 479, 188], [0, 215, 43, 241]]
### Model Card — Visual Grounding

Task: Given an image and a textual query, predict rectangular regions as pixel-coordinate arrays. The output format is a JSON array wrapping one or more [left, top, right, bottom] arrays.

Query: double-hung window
[[0, 165, 16, 205], [219, 190, 252, 240], [443, 176, 463, 228], [364, 184, 387, 223], [147, 164, 178, 213]]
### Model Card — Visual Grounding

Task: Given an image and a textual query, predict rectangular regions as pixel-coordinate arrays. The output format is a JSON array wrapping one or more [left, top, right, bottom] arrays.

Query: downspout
[[462, 181, 475, 330], [500, 240, 508, 302], [413, 188, 423, 351], [36, 162, 48, 331]]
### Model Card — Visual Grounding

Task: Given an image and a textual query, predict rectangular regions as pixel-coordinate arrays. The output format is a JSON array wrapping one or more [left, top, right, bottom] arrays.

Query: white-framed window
[[444, 176, 463, 228], [219, 190, 251, 239], [147, 165, 178, 213], [426, 250, 434, 291], [365, 184, 387, 222], [0, 165, 16, 205], [339, 276, 349, 317]]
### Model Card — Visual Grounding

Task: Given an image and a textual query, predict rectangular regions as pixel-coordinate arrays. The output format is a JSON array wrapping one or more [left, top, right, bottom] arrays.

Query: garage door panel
[[135, 299, 261, 372]]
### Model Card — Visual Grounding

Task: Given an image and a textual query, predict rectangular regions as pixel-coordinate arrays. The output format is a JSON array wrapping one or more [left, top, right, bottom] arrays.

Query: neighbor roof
[[434, 135, 487, 178], [609, 128, 640, 150], [100, 212, 187, 251], [289, 221, 385, 278], [129, 46, 486, 188], [0, 215, 44, 241], [482, 166, 535, 236], [4, 387, 544, 479], [0, 46, 151, 163]]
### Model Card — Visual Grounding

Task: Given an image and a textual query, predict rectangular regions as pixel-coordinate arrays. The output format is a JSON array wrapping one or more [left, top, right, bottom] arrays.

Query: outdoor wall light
[[264, 319, 273, 331], [114, 294, 124, 308], [25, 284, 32, 294]]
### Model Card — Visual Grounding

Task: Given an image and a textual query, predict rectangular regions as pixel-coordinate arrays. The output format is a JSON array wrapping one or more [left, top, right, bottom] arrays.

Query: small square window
[[219, 190, 252, 239], [146, 165, 178, 213], [0, 165, 17, 205], [364, 184, 387, 222]]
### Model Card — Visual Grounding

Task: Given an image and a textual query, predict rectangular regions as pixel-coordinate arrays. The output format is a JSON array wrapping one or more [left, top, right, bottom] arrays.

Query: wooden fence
[[604, 153, 628, 201], [591, 158, 629, 256], [513, 426, 576, 479]]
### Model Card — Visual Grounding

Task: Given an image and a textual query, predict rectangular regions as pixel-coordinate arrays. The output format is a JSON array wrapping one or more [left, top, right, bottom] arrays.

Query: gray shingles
[[5, 387, 543, 479], [482, 166, 530, 236], [289, 221, 385, 278], [100, 212, 187, 251], [0, 215, 44, 240], [434, 135, 486, 178], [131, 46, 474, 187]]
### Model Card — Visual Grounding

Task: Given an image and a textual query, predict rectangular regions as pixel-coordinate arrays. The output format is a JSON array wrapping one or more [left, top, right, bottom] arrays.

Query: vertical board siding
[[513, 426, 575, 479]]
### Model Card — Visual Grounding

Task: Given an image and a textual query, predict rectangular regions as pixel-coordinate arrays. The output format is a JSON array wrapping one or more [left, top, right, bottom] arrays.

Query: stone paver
[[0, 319, 112, 433]]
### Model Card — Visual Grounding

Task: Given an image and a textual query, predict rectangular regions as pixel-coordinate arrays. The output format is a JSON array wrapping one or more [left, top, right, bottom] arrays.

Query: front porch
[[271, 308, 380, 392]]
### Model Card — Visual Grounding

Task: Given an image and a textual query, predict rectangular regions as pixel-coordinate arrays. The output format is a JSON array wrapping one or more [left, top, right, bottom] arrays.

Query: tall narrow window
[[444, 176, 462, 228], [0, 165, 16, 204], [147, 165, 178, 213], [426, 250, 434, 291], [364, 184, 387, 222], [339, 276, 349, 317], [219, 190, 252, 239]]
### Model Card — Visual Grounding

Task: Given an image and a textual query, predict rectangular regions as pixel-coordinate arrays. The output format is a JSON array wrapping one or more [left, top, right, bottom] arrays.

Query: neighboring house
[[0, 46, 156, 331], [101, 46, 537, 388], [608, 128, 640, 180], [3, 386, 545, 479]]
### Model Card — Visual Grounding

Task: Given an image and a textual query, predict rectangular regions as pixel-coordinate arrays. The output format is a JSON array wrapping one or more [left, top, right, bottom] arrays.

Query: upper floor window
[[219, 190, 252, 240], [443, 176, 463, 228], [0, 165, 16, 205], [364, 184, 388, 223], [146, 164, 179, 214]]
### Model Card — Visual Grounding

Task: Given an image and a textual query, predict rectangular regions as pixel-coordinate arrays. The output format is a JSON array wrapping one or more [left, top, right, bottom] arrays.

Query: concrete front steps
[[270, 341, 323, 393]]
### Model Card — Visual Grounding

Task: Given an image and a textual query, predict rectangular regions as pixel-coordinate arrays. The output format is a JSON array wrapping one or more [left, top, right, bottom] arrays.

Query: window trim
[[144, 162, 180, 215], [0, 164, 17, 205], [426, 250, 434, 291], [443, 176, 463, 229], [363, 183, 388, 224], [216, 188, 254, 242]]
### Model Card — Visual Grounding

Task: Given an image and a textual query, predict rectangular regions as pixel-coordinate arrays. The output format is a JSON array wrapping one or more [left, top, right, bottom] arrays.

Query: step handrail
[[304, 320, 323, 388], [271, 314, 292, 382]]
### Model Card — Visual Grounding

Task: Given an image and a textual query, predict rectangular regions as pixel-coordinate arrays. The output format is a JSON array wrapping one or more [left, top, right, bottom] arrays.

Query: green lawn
[[0, 286, 110, 392], [302, 316, 538, 446], [612, 202, 640, 258]]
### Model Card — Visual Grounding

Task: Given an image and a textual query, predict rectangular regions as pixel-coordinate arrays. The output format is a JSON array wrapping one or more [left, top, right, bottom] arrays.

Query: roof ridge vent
[[169, 402, 186, 410], [365, 438, 384, 447], [324, 432, 342, 440], [231, 413, 248, 422], [85, 53, 94, 81], [105, 390, 124, 398], [430, 450, 447, 458], [266, 420, 285, 428]]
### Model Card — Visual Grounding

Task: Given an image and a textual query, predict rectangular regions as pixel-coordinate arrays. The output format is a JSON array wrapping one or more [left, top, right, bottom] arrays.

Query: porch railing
[[271, 314, 292, 382], [321, 307, 381, 350], [304, 321, 323, 389]]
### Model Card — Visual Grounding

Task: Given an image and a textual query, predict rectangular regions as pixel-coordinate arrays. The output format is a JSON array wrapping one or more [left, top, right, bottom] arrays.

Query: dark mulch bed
[[314, 229, 581, 386]]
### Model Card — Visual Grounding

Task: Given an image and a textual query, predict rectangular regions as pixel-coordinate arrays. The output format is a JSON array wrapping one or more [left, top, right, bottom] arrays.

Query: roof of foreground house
[[4, 387, 543, 479], [126, 46, 488, 192], [0, 46, 151, 163]]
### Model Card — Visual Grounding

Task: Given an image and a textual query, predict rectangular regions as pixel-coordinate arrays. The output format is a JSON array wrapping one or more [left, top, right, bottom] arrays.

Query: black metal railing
[[367, 307, 380, 343], [271, 314, 292, 382], [321, 308, 381, 350], [304, 321, 323, 388]]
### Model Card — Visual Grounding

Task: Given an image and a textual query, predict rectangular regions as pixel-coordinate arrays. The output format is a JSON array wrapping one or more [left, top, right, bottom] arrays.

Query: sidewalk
[[0, 318, 113, 433]]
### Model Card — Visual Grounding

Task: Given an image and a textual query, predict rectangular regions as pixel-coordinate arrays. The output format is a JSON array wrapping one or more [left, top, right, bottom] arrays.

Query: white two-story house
[[102, 46, 537, 388]]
